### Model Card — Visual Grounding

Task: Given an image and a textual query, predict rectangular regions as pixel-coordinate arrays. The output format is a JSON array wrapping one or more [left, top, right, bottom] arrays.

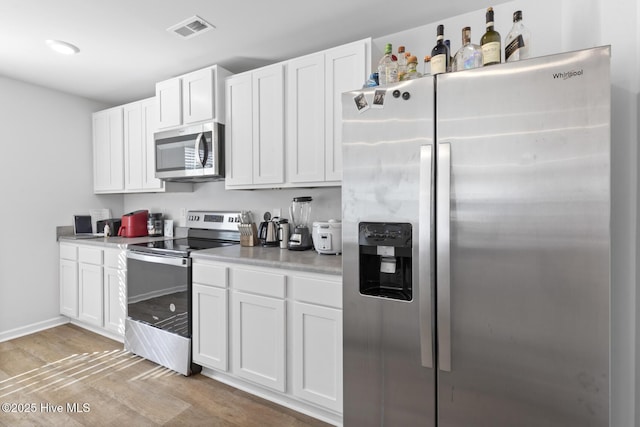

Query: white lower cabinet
[[59, 242, 127, 340], [292, 302, 342, 412], [193, 284, 228, 370], [191, 258, 343, 420], [232, 291, 286, 392]]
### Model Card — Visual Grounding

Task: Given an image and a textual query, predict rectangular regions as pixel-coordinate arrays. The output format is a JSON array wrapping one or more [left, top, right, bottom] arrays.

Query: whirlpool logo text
[[553, 69, 584, 80]]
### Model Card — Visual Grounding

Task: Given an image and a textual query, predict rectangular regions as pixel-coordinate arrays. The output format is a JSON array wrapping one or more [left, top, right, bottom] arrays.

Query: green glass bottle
[[480, 7, 501, 66]]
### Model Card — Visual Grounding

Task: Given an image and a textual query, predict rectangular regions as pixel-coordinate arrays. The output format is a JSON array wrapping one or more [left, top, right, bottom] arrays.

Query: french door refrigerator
[[341, 46, 610, 426]]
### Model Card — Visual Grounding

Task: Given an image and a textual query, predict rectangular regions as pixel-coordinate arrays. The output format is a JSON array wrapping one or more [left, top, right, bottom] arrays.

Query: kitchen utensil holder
[[239, 223, 259, 247]]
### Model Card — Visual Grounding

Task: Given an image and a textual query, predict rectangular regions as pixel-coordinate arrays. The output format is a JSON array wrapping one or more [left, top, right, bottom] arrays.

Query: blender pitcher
[[288, 196, 313, 250]]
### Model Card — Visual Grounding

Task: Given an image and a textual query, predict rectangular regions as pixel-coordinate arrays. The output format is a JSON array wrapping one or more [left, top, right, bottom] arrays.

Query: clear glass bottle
[[403, 55, 422, 80], [397, 46, 408, 81], [423, 55, 431, 76], [453, 27, 483, 71], [480, 7, 501, 66], [505, 10, 531, 62], [377, 43, 398, 85], [430, 25, 449, 75]]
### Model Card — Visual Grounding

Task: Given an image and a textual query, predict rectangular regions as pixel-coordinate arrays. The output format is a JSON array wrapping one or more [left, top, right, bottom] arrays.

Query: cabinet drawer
[[104, 249, 125, 269], [290, 275, 342, 309], [193, 262, 228, 288], [59, 243, 78, 261], [78, 246, 103, 265], [232, 268, 285, 299]]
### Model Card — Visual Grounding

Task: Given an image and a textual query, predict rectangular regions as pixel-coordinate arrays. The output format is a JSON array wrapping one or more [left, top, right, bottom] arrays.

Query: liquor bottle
[[430, 25, 449, 75], [444, 40, 452, 71], [403, 55, 422, 80], [397, 46, 408, 81], [453, 27, 483, 71], [377, 43, 399, 85], [480, 7, 501, 66], [423, 55, 431, 76], [505, 10, 531, 62]]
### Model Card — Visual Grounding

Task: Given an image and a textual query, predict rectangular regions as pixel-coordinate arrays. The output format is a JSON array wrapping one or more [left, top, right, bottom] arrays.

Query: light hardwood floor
[[0, 324, 331, 426]]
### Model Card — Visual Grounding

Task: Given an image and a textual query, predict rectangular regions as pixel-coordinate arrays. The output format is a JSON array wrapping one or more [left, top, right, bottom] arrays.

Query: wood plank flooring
[[0, 324, 331, 426]]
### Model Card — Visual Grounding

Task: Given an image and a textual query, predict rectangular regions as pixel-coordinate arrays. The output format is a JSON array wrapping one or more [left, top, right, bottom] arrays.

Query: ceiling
[[1, 0, 499, 106]]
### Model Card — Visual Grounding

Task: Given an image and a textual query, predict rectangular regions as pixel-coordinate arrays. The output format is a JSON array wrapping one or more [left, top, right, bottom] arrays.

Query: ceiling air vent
[[167, 15, 215, 39]]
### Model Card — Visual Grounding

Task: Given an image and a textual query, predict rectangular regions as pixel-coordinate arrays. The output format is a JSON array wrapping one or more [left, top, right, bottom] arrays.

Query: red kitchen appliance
[[118, 210, 149, 237]]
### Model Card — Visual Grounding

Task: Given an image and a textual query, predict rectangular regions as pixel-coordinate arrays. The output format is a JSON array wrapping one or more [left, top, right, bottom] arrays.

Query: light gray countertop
[[57, 226, 341, 275], [191, 245, 342, 276]]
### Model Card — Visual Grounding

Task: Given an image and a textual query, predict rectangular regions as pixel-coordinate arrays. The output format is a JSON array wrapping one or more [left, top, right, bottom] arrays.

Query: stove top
[[130, 237, 237, 257], [128, 210, 243, 257]]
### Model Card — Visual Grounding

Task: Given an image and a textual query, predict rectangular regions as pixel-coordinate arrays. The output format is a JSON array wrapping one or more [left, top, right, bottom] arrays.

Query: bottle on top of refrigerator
[[377, 43, 398, 85], [481, 7, 502, 65], [505, 10, 531, 62], [423, 55, 431, 76], [403, 55, 422, 80], [444, 39, 453, 71], [453, 27, 483, 71], [431, 25, 449, 75], [397, 46, 408, 80]]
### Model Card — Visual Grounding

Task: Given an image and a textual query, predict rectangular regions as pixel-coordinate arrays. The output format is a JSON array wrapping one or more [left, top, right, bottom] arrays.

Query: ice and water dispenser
[[359, 222, 413, 301]]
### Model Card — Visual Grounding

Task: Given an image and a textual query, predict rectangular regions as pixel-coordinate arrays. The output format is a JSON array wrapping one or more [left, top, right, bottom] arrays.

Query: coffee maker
[[288, 196, 313, 250]]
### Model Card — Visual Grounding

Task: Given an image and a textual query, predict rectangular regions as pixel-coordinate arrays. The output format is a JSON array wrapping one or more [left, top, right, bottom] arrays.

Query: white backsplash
[[123, 181, 342, 226]]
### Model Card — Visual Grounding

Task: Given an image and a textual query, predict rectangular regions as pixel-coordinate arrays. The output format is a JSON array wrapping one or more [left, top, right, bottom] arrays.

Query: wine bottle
[[480, 7, 501, 66], [430, 25, 449, 75], [505, 10, 531, 62]]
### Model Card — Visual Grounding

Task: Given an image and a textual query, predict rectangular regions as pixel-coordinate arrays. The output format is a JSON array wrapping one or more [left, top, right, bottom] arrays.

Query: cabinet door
[[292, 302, 343, 412], [156, 78, 182, 129], [103, 266, 126, 335], [287, 54, 325, 183], [123, 102, 145, 191], [78, 263, 104, 327], [232, 291, 286, 392], [141, 98, 164, 191], [225, 74, 253, 186], [60, 259, 78, 318], [183, 68, 214, 125], [193, 284, 228, 371], [93, 107, 124, 192], [325, 41, 367, 182], [253, 64, 285, 185]]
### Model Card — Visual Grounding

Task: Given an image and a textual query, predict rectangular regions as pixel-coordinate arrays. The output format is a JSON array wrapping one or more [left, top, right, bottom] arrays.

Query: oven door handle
[[127, 251, 191, 267]]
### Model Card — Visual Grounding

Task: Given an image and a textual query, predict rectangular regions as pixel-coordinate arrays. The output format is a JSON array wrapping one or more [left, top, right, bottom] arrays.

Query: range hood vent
[[167, 15, 215, 39]]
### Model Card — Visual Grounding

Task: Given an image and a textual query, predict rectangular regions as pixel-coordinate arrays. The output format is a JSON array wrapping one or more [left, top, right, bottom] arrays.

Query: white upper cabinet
[[225, 64, 285, 188], [156, 65, 232, 130], [324, 41, 367, 181], [225, 38, 370, 189], [287, 54, 326, 183], [93, 106, 124, 193]]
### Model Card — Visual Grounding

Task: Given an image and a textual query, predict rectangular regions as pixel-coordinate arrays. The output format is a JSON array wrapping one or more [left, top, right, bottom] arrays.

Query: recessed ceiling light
[[45, 40, 80, 55]]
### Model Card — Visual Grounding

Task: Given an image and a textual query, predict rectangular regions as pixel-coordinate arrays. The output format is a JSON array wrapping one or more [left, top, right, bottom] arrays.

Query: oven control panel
[[186, 211, 243, 231]]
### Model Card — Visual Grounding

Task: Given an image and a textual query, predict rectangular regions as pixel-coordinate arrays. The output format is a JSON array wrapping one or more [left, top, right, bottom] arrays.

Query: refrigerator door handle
[[437, 142, 452, 372], [419, 144, 434, 368]]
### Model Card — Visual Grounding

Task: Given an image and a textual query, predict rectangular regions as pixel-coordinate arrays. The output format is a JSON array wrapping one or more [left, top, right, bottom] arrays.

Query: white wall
[[0, 76, 122, 340], [373, 0, 638, 425]]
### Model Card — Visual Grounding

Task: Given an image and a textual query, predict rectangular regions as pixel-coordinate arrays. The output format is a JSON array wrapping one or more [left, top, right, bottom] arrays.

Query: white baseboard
[[0, 316, 70, 343]]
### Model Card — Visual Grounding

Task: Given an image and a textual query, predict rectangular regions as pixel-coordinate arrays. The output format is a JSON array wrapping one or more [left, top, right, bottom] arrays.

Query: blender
[[288, 196, 313, 250]]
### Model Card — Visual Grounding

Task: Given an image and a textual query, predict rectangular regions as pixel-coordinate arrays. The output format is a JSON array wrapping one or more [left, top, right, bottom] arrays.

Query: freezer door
[[342, 78, 436, 426], [435, 47, 610, 426]]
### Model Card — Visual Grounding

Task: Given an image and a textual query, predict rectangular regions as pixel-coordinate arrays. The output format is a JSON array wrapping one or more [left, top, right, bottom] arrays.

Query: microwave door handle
[[201, 133, 210, 168], [194, 132, 204, 168]]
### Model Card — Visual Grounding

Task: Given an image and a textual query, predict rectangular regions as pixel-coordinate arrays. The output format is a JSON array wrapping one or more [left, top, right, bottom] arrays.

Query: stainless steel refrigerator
[[341, 46, 610, 426]]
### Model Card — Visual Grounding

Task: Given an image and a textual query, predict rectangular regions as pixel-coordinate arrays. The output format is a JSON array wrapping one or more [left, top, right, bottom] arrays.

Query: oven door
[[154, 122, 224, 181], [126, 251, 192, 337]]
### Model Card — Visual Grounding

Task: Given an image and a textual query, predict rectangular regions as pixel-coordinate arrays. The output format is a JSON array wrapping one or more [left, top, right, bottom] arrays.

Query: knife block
[[239, 223, 259, 247]]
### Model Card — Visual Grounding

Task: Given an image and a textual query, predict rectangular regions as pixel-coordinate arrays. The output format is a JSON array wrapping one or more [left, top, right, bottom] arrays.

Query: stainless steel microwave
[[154, 122, 224, 182]]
